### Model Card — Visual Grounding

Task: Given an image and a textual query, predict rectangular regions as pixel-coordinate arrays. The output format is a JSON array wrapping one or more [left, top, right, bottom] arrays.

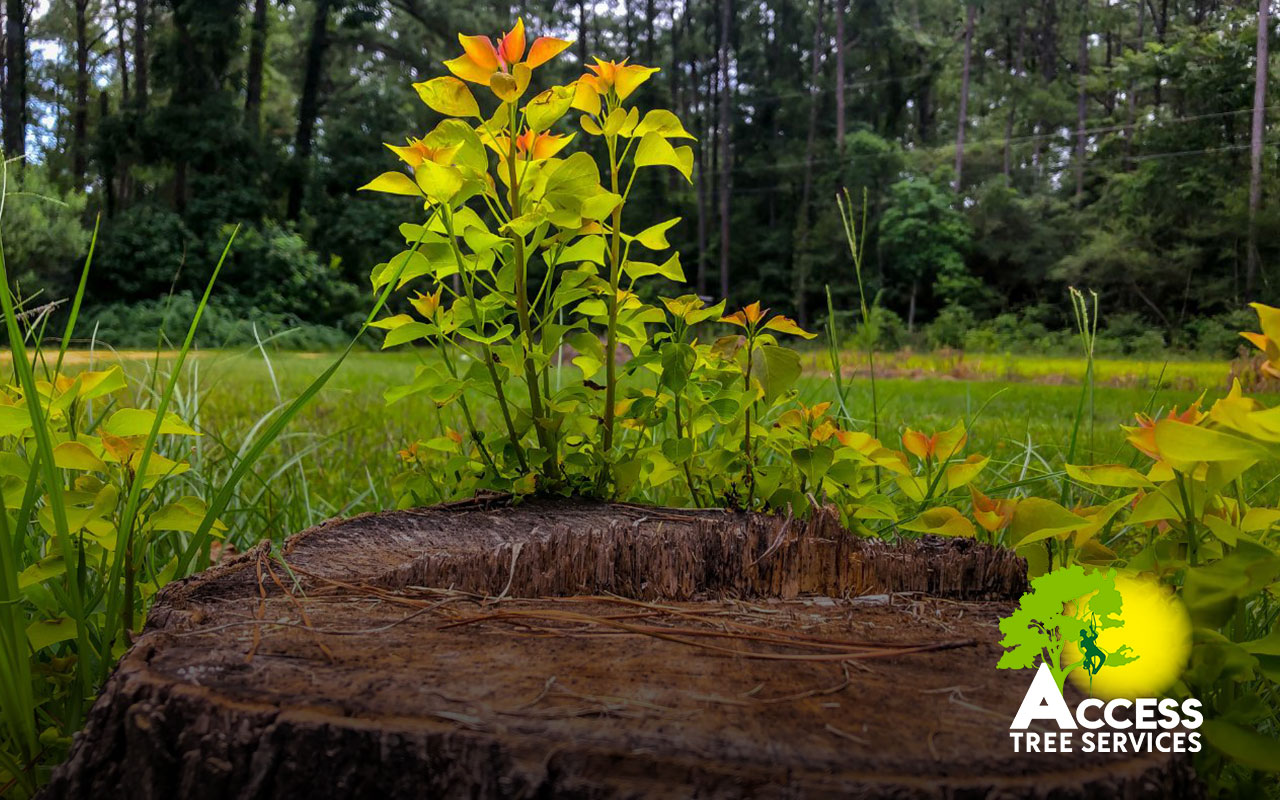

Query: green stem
[[438, 342, 498, 474], [601, 134, 623, 484], [507, 104, 559, 480], [443, 207, 528, 472]]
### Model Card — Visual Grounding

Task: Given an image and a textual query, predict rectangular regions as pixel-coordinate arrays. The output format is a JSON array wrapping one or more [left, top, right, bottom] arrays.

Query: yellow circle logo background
[[1063, 573, 1192, 700]]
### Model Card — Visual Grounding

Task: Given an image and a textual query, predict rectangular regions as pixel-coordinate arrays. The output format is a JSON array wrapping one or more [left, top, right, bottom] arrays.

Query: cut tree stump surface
[[45, 496, 1198, 799]]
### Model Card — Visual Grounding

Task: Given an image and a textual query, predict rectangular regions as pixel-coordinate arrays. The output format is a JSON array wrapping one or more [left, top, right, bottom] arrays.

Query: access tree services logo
[[996, 565, 1202, 755]]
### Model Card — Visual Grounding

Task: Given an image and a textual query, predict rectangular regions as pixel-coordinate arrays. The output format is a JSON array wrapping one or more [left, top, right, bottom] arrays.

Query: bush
[[926, 304, 976, 349], [1186, 309, 1257, 358], [76, 293, 357, 351], [0, 167, 92, 300]]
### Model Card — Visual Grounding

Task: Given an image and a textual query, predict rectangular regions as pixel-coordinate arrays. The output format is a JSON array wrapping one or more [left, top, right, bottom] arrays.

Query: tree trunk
[[112, 0, 131, 106], [1124, 0, 1145, 168], [577, 0, 589, 69], [245, 0, 269, 133], [717, 0, 733, 302], [907, 280, 918, 332], [100, 91, 116, 216], [1075, 0, 1089, 201], [287, 0, 333, 221], [59, 499, 1211, 800], [73, 0, 90, 188], [793, 0, 825, 328], [835, 0, 845, 149], [134, 0, 148, 109], [1003, 7, 1026, 177], [2, 0, 25, 160], [954, 3, 977, 189], [1247, 0, 1269, 297]]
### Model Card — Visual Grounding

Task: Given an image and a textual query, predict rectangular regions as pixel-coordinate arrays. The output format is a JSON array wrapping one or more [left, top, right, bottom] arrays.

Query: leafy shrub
[[926, 304, 976, 349], [0, 168, 91, 300], [77, 293, 355, 351]]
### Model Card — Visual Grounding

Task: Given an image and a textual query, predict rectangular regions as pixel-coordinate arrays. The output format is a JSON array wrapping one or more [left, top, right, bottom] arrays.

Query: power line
[[691, 102, 1280, 179]]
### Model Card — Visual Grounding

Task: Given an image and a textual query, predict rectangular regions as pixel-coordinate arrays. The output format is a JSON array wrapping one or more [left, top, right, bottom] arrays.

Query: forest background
[[0, 0, 1274, 355]]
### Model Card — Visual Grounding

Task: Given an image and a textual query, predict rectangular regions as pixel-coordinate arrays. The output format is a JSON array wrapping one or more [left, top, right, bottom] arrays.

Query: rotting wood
[[42, 497, 1199, 799]]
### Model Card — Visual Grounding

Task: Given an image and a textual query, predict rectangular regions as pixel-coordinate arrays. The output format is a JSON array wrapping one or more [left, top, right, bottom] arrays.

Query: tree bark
[[1124, 0, 1145, 168], [1003, 7, 1026, 177], [287, 0, 333, 221], [577, 0, 589, 69], [954, 3, 977, 189], [112, 0, 131, 106], [717, 0, 733, 302], [835, 0, 845, 149], [793, 0, 825, 328], [1075, 0, 1089, 201], [73, 0, 90, 188], [245, 0, 269, 133], [134, 0, 149, 109], [1247, 0, 1269, 297], [2, 0, 25, 160]]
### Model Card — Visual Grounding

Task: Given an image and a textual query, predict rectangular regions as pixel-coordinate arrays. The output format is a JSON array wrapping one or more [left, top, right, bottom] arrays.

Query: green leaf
[[1202, 719, 1280, 771], [524, 85, 575, 132], [751, 345, 802, 404], [75, 366, 127, 401], [633, 109, 696, 139], [382, 322, 436, 349], [1007, 497, 1091, 546], [26, 617, 78, 651], [1153, 420, 1268, 464], [630, 218, 682, 250], [901, 506, 976, 537], [103, 408, 199, 437], [17, 554, 67, 590], [52, 441, 107, 473], [634, 132, 693, 182], [415, 161, 464, 203], [661, 437, 695, 464], [457, 324, 515, 345], [0, 404, 31, 437], [358, 171, 423, 197], [623, 254, 684, 282], [413, 76, 480, 117], [660, 343, 697, 392], [149, 496, 226, 534], [1065, 463, 1155, 489]]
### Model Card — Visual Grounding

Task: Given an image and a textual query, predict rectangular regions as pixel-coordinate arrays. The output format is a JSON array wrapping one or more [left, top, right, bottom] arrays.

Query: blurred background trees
[[0, 0, 1275, 352]]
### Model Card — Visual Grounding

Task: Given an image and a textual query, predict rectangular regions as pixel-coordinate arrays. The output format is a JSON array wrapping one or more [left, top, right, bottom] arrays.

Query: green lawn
[[74, 346, 1271, 550]]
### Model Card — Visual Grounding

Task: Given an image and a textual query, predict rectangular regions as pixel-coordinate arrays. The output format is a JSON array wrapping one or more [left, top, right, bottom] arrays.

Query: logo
[[996, 566, 1201, 755]]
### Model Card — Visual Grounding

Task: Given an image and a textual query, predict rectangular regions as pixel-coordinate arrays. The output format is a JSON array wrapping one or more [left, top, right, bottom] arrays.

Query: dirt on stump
[[44, 496, 1199, 799]]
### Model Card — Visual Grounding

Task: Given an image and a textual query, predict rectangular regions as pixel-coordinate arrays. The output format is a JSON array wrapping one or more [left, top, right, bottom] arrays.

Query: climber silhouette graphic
[[1080, 618, 1107, 676]]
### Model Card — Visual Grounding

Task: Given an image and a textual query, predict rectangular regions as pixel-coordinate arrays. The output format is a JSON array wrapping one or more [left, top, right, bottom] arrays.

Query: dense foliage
[[1, 0, 1278, 347]]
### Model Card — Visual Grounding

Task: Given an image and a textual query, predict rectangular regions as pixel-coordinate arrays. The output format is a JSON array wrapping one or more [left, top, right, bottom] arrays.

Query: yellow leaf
[[944, 455, 988, 491], [103, 408, 199, 437], [413, 76, 480, 117], [762, 314, 816, 339], [632, 109, 695, 140], [52, 441, 107, 473], [634, 131, 693, 182], [1065, 463, 1154, 489], [524, 85, 575, 132], [901, 506, 975, 538], [358, 171, 423, 197]]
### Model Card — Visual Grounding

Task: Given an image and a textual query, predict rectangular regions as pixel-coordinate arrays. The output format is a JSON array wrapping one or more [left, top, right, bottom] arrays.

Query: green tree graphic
[[997, 566, 1138, 692]]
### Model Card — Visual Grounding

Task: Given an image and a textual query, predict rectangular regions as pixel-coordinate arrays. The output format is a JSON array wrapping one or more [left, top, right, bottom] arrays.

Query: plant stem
[[507, 103, 558, 480], [602, 134, 623, 484], [443, 207, 528, 472]]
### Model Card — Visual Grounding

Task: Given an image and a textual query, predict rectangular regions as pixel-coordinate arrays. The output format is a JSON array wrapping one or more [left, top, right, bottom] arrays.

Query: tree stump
[[45, 496, 1199, 799]]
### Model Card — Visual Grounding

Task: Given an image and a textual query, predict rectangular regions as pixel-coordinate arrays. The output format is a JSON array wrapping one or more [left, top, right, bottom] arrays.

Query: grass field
[[65, 345, 1275, 551]]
